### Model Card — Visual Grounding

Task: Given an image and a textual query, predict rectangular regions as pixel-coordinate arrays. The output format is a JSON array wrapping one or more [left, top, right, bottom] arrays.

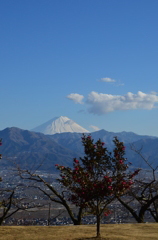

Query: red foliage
[[55, 135, 139, 211]]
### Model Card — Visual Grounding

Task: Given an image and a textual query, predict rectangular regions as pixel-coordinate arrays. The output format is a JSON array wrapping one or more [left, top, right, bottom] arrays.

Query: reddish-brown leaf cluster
[[55, 135, 139, 208]]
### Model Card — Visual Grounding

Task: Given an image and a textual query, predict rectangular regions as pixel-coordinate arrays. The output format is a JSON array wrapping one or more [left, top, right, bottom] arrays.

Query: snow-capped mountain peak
[[32, 116, 89, 135]]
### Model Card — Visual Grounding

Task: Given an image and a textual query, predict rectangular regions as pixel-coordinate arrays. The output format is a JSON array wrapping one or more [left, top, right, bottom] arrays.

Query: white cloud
[[66, 93, 84, 104], [86, 91, 158, 114], [89, 125, 100, 131], [99, 77, 116, 83]]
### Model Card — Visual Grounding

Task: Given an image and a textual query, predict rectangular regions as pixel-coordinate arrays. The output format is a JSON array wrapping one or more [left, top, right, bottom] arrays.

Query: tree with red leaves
[[56, 135, 139, 238]]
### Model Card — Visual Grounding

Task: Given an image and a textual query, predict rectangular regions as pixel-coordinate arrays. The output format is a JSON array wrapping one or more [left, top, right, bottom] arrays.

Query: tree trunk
[[117, 197, 144, 223], [62, 200, 82, 225], [73, 219, 82, 225], [0, 217, 4, 226], [96, 214, 101, 238], [96, 200, 101, 238], [74, 207, 82, 225]]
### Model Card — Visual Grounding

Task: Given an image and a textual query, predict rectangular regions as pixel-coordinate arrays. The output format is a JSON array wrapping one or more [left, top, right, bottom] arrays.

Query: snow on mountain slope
[[32, 116, 89, 135]]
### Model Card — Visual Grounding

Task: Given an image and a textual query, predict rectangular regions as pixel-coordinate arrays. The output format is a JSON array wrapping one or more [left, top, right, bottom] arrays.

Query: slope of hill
[[0, 224, 157, 240], [50, 130, 158, 169], [50, 129, 156, 153], [125, 138, 158, 169], [0, 127, 77, 171]]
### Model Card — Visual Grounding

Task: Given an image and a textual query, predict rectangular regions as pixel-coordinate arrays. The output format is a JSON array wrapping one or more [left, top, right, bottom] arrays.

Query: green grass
[[0, 223, 157, 240]]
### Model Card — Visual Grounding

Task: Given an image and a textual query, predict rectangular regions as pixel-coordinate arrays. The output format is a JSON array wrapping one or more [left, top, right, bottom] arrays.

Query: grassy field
[[0, 223, 157, 240]]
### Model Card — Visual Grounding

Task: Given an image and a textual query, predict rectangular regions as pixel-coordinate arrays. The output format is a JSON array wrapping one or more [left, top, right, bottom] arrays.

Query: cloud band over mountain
[[66, 91, 158, 115]]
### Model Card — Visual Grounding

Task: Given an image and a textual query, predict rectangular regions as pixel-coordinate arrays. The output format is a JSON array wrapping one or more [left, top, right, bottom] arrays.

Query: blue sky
[[1, 0, 158, 136]]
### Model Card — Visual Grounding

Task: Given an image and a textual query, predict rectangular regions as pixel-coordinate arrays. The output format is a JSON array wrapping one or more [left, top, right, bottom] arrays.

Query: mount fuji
[[32, 116, 89, 135]]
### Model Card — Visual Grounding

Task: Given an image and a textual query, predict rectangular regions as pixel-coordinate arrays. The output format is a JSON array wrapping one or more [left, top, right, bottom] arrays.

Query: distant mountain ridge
[[0, 127, 76, 171], [0, 127, 157, 171], [50, 129, 155, 152], [32, 116, 89, 135]]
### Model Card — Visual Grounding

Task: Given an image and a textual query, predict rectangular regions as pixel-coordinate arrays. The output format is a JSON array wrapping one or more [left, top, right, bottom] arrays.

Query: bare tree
[[18, 168, 83, 225], [117, 144, 158, 223], [0, 186, 43, 225]]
